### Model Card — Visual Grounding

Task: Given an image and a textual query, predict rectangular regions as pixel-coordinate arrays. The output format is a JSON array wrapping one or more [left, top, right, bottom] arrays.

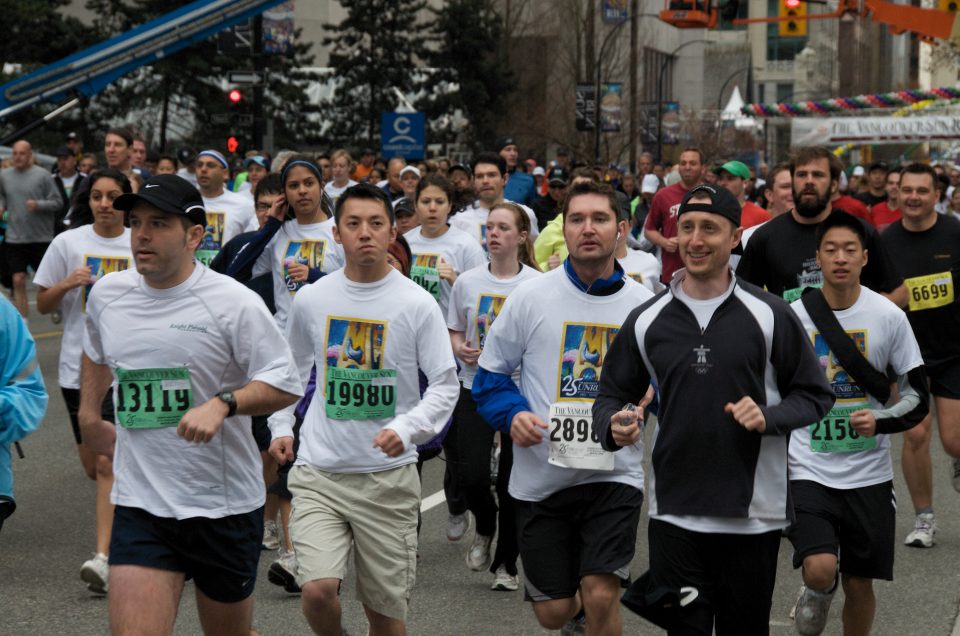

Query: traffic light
[[779, 0, 807, 37], [227, 136, 240, 154], [228, 88, 243, 105], [941, 0, 958, 12]]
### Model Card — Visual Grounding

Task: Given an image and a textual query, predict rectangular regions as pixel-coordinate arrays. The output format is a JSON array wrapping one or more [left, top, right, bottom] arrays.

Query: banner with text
[[791, 116, 960, 147]]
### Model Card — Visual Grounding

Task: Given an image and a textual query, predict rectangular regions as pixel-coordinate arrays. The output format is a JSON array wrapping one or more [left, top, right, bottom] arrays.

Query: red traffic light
[[228, 89, 242, 104], [784, 0, 801, 7], [227, 136, 239, 153]]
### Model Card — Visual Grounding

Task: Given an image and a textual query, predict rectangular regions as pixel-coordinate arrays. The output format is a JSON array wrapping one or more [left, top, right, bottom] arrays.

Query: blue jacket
[[0, 297, 47, 506], [503, 171, 536, 206]]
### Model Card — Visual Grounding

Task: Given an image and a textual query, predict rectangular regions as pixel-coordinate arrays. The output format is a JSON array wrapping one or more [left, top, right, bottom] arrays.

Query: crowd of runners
[[2, 126, 959, 636]]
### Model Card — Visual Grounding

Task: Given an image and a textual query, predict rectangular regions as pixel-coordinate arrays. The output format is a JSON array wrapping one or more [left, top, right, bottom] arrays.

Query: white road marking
[[420, 489, 446, 512]]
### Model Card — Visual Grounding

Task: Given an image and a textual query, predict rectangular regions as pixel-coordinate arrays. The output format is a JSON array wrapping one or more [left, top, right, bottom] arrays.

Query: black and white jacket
[[594, 271, 835, 523]]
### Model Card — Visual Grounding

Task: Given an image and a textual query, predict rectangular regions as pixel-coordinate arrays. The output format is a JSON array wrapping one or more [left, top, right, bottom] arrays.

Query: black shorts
[[787, 479, 895, 581], [109, 505, 264, 603], [621, 518, 781, 636], [60, 387, 116, 445], [927, 360, 960, 400], [5, 242, 48, 275], [251, 415, 271, 452], [515, 481, 643, 601]]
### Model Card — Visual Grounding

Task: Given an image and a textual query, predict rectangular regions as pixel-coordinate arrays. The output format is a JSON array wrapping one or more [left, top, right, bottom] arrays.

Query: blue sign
[[381, 112, 426, 159], [603, 0, 629, 23]]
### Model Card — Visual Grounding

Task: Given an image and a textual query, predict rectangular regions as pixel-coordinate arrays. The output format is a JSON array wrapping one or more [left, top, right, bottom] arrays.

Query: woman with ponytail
[[446, 201, 541, 591]]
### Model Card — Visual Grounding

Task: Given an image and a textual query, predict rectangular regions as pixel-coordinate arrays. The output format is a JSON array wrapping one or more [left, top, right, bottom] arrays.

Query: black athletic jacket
[[593, 272, 835, 521]]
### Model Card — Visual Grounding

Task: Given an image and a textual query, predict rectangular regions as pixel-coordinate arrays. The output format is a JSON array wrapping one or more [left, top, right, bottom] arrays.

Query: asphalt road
[[3, 287, 960, 635]]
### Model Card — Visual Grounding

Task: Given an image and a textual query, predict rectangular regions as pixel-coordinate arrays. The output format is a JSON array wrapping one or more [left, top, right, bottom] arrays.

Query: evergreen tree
[[420, 0, 514, 150], [321, 0, 428, 148], [82, 0, 320, 152]]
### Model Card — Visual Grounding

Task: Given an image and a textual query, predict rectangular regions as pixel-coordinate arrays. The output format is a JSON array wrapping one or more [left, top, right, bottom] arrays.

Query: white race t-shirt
[[403, 225, 487, 318], [324, 180, 357, 205], [199, 189, 255, 266], [34, 225, 132, 388], [268, 268, 459, 473], [618, 248, 663, 294], [478, 267, 653, 502], [253, 218, 344, 330], [789, 287, 924, 488], [447, 263, 540, 389], [83, 264, 302, 520], [450, 200, 540, 251]]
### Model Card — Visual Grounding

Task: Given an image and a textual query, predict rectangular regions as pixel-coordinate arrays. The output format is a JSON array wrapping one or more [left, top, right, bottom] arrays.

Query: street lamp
[[656, 39, 710, 162], [593, 12, 660, 165]]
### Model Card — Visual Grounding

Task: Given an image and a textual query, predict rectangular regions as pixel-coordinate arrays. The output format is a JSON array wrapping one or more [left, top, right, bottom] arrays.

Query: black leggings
[[453, 386, 519, 575]]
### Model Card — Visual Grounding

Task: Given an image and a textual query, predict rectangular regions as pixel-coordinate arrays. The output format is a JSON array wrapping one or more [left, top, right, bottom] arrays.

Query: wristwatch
[[217, 391, 238, 417]]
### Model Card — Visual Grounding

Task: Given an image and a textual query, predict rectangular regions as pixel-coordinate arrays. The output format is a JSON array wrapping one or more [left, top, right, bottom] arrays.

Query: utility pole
[[629, 0, 639, 172]]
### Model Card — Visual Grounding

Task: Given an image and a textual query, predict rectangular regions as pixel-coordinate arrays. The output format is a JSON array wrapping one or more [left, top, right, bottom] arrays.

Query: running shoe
[[792, 584, 835, 635], [490, 565, 519, 591], [262, 519, 280, 551], [268, 549, 301, 594], [560, 610, 586, 635], [466, 533, 493, 571], [904, 512, 937, 548], [952, 458, 960, 493], [447, 512, 469, 542], [80, 552, 109, 594]]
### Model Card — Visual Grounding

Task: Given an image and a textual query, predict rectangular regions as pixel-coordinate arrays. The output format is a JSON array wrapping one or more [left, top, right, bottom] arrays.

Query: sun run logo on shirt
[[477, 224, 489, 252], [813, 330, 868, 401], [196, 211, 226, 266], [82, 254, 130, 312], [283, 240, 327, 294], [557, 323, 619, 400], [692, 344, 712, 375], [476, 293, 506, 350], [326, 317, 387, 371]]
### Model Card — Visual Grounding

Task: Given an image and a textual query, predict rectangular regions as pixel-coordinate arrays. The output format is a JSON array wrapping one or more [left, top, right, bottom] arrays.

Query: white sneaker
[[262, 520, 280, 551], [952, 458, 960, 493], [466, 533, 493, 571], [491, 565, 519, 591], [267, 549, 300, 593], [792, 583, 835, 635], [904, 512, 937, 548], [80, 552, 109, 594], [447, 513, 469, 542]]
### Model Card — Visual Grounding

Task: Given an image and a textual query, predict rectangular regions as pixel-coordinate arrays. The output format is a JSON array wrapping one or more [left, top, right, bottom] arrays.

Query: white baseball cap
[[641, 174, 660, 194]]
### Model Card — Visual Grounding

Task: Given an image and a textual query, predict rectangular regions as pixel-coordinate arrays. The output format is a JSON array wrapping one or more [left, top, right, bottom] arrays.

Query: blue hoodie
[[0, 297, 47, 510]]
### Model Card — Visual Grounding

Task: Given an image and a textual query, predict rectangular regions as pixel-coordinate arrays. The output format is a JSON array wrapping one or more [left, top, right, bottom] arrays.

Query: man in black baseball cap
[[676, 183, 744, 271], [113, 174, 207, 287]]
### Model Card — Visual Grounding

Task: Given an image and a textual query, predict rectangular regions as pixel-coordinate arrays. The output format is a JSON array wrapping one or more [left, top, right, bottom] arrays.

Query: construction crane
[[659, 0, 960, 45], [0, 0, 285, 139]]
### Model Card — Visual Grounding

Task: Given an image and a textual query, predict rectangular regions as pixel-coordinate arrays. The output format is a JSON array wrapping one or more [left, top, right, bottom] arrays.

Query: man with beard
[[737, 146, 907, 307]]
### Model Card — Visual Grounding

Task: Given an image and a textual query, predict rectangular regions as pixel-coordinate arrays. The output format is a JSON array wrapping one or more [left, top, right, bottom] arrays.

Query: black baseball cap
[[449, 163, 472, 177], [114, 174, 206, 226], [496, 137, 516, 151], [66, 132, 79, 141], [393, 197, 416, 217], [55, 145, 73, 157], [548, 167, 569, 186], [177, 147, 197, 164], [678, 184, 743, 254], [866, 161, 889, 174]]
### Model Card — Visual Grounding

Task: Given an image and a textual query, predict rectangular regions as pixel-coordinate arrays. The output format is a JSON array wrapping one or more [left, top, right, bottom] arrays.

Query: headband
[[281, 159, 322, 185], [197, 150, 228, 169]]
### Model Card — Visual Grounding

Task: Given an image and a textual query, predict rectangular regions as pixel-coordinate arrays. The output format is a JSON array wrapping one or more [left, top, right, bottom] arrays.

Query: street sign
[[212, 113, 231, 124], [603, 0, 629, 23], [381, 112, 426, 159], [228, 70, 266, 85], [212, 113, 253, 126]]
